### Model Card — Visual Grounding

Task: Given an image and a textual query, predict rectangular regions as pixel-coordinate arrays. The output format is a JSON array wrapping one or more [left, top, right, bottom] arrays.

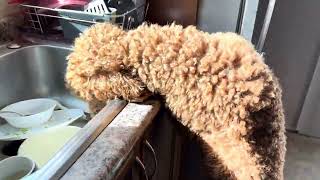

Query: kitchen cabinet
[[116, 108, 185, 180], [116, 108, 214, 180]]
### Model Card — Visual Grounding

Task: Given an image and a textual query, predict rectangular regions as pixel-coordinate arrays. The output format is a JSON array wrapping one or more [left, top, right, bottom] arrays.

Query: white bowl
[[0, 98, 57, 128], [0, 156, 37, 180]]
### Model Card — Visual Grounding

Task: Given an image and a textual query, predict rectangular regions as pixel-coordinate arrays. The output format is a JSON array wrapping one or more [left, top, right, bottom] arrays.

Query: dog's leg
[[201, 130, 262, 179]]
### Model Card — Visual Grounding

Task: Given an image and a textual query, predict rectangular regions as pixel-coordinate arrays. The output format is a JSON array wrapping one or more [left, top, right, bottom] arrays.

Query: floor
[[285, 132, 320, 180], [180, 131, 320, 180]]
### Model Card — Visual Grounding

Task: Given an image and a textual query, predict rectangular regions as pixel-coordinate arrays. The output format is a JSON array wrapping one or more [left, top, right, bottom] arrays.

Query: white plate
[[18, 126, 81, 168], [0, 109, 84, 141]]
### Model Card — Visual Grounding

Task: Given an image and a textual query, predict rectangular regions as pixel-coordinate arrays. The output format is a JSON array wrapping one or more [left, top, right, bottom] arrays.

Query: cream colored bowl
[[18, 126, 81, 168]]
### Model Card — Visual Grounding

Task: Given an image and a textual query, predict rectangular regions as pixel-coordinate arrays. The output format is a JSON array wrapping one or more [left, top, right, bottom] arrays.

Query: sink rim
[[0, 43, 73, 59]]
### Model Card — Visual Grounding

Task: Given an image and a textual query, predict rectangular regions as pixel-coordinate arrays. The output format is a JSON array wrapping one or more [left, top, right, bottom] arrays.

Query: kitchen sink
[[0, 44, 89, 112], [0, 41, 127, 179], [0, 43, 90, 160]]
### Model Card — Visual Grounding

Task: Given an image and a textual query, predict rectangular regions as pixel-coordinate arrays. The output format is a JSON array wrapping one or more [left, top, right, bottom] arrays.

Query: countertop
[[61, 101, 160, 180]]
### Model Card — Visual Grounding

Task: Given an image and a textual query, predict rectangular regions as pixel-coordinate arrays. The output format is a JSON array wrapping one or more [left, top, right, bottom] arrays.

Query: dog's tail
[[199, 78, 286, 180]]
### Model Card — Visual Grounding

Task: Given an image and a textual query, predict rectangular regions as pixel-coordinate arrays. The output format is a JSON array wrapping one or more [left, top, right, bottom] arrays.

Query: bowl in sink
[[18, 126, 81, 168], [0, 98, 57, 128], [0, 156, 37, 180]]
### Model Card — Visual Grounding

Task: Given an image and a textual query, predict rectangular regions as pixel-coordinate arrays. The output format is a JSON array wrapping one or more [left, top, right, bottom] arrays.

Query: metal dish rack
[[20, 2, 148, 36]]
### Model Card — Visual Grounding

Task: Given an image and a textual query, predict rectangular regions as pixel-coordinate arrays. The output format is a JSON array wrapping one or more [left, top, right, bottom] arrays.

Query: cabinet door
[[145, 109, 180, 180], [116, 109, 181, 180]]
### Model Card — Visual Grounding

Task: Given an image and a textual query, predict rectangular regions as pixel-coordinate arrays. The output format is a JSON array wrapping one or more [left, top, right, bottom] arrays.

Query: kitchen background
[[1, 0, 320, 179]]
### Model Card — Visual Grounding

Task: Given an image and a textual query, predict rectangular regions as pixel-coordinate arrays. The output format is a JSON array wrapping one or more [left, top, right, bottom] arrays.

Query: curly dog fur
[[66, 23, 286, 180]]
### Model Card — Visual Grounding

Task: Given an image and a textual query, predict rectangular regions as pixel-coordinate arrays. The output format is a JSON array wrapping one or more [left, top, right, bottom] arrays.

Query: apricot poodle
[[65, 23, 286, 180]]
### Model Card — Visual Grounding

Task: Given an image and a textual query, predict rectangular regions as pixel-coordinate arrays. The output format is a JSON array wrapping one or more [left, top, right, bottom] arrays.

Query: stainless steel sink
[[0, 43, 89, 160], [0, 44, 89, 111], [0, 42, 127, 179]]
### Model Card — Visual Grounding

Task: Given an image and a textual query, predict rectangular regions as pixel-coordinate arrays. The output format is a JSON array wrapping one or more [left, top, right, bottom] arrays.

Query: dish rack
[[20, 1, 148, 39]]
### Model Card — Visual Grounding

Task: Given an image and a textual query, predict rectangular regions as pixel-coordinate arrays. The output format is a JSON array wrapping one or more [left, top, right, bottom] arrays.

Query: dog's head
[[66, 23, 151, 103]]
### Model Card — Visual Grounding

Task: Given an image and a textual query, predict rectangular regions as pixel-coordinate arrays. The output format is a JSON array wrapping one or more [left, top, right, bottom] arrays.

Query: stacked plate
[[0, 98, 84, 141], [0, 98, 86, 178]]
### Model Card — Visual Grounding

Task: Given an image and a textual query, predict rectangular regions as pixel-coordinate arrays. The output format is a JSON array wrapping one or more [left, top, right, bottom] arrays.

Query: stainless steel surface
[[0, 44, 89, 112], [0, 42, 86, 160], [0, 42, 129, 179], [239, 0, 259, 41], [256, 0, 276, 52], [236, 0, 246, 34]]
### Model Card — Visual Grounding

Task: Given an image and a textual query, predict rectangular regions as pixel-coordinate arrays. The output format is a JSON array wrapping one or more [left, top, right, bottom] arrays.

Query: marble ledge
[[61, 101, 160, 180]]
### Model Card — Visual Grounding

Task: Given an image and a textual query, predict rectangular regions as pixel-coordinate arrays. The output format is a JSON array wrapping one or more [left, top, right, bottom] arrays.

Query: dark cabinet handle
[[135, 156, 149, 180], [143, 140, 158, 179]]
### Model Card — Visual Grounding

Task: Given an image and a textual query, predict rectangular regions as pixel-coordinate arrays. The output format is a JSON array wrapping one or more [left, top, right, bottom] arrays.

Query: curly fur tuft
[[66, 23, 286, 180]]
